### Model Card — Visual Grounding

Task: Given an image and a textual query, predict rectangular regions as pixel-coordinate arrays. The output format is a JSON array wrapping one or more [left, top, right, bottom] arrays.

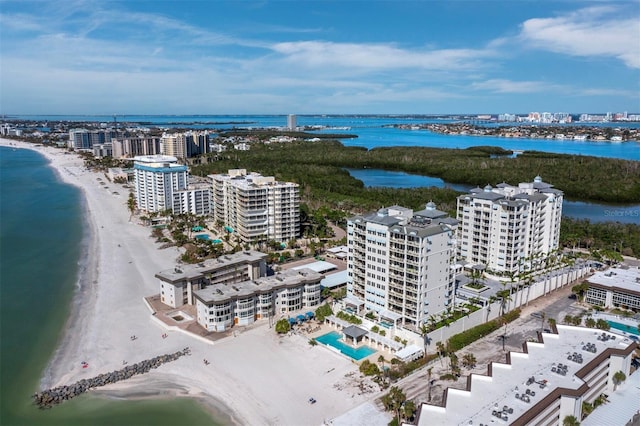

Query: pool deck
[[304, 324, 383, 364], [592, 312, 640, 328]]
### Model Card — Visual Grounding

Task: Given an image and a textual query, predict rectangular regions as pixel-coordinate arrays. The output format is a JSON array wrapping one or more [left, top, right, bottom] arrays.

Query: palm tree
[[563, 415, 581, 426], [612, 371, 626, 391], [381, 386, 406, 422], [540, 312, 546, 331], [462, 353, 477, 369], [378, 355, 386, 383], [127, 193, 136, 222], [496, 287, 511, 317], [419, 324, 432, 360], [581, 401, 594, 419], [401, 399, 415, 422], [436, 341, 446, 366], [428, 315, 438, 332]]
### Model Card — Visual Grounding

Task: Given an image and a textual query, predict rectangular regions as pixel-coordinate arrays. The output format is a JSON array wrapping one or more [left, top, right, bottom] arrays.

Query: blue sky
[[1, 0, 639, 115]]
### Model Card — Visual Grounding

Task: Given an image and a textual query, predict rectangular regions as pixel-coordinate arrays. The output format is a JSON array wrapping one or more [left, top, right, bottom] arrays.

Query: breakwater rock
[[33, 347, 191, 409]]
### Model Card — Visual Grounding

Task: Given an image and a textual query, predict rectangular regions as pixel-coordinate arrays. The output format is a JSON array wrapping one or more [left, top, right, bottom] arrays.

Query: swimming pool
[[195, 234, 222, 244], [315, 331, 376, 360], [607, 320, 640, 337]]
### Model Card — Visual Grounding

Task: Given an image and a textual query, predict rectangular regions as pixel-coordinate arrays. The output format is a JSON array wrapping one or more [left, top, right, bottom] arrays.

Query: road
[[395, 282, 588, 407]]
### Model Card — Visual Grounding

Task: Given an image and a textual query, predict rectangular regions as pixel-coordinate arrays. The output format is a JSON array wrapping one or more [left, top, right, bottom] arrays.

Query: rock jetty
[[33, 347, 191, 409]]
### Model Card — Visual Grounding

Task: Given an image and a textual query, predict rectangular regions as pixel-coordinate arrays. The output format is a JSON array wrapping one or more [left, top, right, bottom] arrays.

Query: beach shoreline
[[1, 139, 383, 426]]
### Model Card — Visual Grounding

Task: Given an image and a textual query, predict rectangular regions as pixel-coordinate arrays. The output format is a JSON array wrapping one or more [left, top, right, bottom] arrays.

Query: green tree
[[436, 341, 447, 366], [613, 371, 626, 391], [563, 415, 580, 426], [496, 287, 512, 316], [401, 399, 415, 422], [462, 353, 477, 369], [378, 355, 386, 384], [127, 193, 137, 222], [359, 359, 380, 376], [595, 319, 610, 330], [419, 323, 432, 360], [381, 386, 406, 422], [571, 282, 590, 302], [275, 318, 291, 334], [581, 401, 594, 419], [315, 303, 333, 322]]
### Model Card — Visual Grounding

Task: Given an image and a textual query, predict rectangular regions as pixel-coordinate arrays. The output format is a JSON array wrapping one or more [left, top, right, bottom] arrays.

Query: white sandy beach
[[1, 139, 385, 426]]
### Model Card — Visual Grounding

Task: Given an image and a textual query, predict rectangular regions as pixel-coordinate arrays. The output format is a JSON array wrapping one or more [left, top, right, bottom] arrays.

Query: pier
[[32, 347, 191, 409]]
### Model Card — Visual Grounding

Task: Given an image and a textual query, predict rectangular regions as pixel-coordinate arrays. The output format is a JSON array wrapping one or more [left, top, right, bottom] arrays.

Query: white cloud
[[470, 79, 559, 94], [519, 6, 640, 68], [270, 41, 493, 72]]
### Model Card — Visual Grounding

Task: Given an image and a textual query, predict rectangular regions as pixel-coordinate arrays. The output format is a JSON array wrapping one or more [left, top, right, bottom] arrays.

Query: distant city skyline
[[1, 1, 639, 115]]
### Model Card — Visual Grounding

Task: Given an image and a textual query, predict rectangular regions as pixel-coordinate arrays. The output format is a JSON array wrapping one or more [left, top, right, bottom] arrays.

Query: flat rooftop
[[194, 268, 323, 303], [155, 251, 267, 283], [292, 260, 337, 274], [417, 325, 637, 426], [587, 265, 640, 295]]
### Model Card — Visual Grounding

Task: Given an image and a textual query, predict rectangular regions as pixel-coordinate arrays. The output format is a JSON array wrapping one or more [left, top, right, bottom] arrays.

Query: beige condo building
[[210, 169, 300, 244]]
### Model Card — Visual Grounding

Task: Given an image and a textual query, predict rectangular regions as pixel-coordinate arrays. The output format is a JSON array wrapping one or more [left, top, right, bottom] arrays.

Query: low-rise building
[[585, 266, 640, 310], [414, 325, 637, 426], [194, 268, 322, 332], [156, 251, 267, 308]]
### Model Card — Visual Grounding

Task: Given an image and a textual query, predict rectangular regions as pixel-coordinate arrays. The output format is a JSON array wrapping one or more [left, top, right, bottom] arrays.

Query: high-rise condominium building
[[134, 155, 187, 213], [346, 203, 457, 329], [68, 129, 109, 150], [160, 131, 213, 159], [456, 176, 563, 275], [112, 135, 161, 158], [287, 114, 297, 130], [210, 169, 300, 243]]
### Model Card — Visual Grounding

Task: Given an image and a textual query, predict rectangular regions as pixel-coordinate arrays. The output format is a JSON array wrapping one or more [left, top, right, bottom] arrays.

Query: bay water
[[0, 147, 218, 425], [8, 114, 640, 160], [346, 168, 640, 224]]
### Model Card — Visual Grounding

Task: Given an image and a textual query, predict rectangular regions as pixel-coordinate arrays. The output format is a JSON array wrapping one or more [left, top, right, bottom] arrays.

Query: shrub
[[439, 373, 457, 381], [315, 303, 333, 322], [275, 318, 291, 334], [448, 309, 521, 352], [359, 360, 380, 376]]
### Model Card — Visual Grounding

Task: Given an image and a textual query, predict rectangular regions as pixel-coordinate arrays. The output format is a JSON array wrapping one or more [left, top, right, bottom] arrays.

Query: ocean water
[[0, 147, 218, 426]]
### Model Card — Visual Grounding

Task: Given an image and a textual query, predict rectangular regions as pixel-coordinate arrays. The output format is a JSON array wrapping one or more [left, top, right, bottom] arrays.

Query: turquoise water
[[195, 234, 222, 243], [315, 331, 376, 360], [607, 320, 640, 337], [0, 147, 218, 426]]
